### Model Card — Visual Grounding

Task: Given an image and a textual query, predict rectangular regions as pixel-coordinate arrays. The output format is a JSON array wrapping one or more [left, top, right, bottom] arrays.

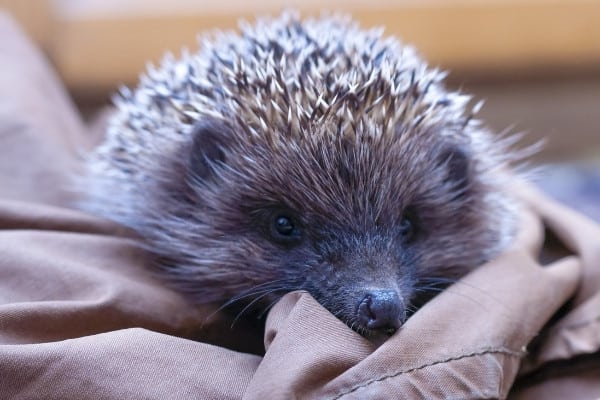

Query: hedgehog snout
[[356, 289, 406, 335]]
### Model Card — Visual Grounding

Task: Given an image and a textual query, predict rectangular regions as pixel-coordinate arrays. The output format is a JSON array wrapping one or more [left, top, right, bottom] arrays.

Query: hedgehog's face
[[154, 118, 507, 339]]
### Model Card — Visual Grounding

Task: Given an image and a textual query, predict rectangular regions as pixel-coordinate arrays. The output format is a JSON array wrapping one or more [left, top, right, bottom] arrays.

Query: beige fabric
[[0, 12, 599, 399]]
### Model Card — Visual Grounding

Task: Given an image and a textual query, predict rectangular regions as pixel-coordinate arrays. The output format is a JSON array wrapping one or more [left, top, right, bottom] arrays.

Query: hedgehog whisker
[[405, 304, 419, 314], [221, 286, 282, 309], [257, 294, 286, 319], [227, 279, 293, 303], [230, 286, 291, 329], [219, 286, 286, 311], [204, 279, 293, 323], [256, 282, 308, 319]]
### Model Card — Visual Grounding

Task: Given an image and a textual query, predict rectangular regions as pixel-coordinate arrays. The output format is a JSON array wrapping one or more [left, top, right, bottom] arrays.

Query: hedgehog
[[81, 12, 522, 338]]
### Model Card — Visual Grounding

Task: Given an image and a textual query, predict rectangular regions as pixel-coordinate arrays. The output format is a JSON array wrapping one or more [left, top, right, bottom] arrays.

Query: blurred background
[[1, 0, 599, 215]]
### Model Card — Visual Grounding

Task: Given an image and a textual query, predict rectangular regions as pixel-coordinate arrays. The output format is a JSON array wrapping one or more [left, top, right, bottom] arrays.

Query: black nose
[[357, 290, 405, 333]]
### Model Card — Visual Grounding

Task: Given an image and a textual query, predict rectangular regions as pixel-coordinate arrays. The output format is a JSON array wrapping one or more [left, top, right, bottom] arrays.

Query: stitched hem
[[330, 347, 524, 400]]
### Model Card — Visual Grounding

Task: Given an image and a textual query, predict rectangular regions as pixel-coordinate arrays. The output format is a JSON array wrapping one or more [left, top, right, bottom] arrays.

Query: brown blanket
[[1, 12, 599, 399]]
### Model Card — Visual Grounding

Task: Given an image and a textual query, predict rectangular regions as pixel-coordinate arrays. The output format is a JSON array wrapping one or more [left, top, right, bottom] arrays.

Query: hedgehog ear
[[438, 145, 471, 197], [188, 119, 234, 180]]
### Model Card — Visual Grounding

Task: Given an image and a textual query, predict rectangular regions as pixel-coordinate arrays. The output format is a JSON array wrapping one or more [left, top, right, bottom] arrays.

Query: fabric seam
[[330, 347, 524, 400]]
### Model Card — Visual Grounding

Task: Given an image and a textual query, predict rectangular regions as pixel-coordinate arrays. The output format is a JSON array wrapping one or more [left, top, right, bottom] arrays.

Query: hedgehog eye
[[269, 213, 302, 245], [275, 216, 294, 235], [400, 208, 419, 242]]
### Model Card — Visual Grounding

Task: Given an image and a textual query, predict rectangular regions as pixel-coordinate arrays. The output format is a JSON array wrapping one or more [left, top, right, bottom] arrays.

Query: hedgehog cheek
[[188, 118, 234, 180]]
